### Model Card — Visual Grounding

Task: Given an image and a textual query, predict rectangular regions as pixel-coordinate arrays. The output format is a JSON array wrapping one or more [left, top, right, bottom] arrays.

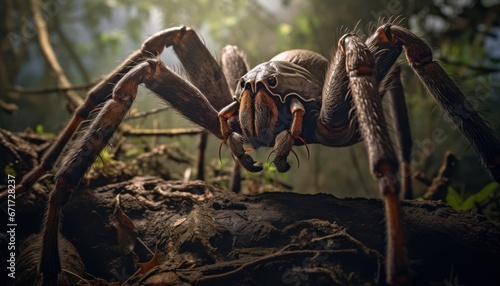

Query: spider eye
[[240, 80, 245, 89], [267, 76, 278, 88]]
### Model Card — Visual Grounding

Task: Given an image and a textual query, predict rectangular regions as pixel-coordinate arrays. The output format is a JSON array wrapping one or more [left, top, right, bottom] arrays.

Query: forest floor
[[1, 128, 499, 286]]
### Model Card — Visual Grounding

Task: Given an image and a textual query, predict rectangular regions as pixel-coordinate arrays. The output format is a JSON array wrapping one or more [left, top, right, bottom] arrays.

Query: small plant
[[446, 182, 499, 210], [244, 162, 290, 193], [35, 124, 55, 138], [4, 164, 17, 177], [93, 149, 114, 169], [261, 162, 288, 185]]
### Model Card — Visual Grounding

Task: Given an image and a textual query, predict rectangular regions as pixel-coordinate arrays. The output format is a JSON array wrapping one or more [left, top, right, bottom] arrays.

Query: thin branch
[[0, 98, 18, 115], [30, 0, 84, 111], [413, 172, 432, 186], [415, 151, 458, 201], [122, 126, 203, 137], [7, 83, 96, 95], [125, 106, 170, 120]]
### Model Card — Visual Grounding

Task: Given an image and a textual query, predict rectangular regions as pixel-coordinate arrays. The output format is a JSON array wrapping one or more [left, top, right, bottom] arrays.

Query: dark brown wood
[[2, 129, 499, 285], [9, 176, 500, 286], [416, 151, 459, 201]]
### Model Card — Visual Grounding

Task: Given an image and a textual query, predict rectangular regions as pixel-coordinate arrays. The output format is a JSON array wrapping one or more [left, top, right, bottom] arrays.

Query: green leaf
[[460, 182, 499, 210], [94, 149, 113, 168], [4, 164, 17, 177], [278, 23, 292, 36], [446, 187, 463, 209], [35, 124, 44, 135]]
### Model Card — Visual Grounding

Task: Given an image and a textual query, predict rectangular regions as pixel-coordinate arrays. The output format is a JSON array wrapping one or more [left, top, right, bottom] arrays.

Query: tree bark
[[1, 130, 498, 285], [11, 176, 500, 286]]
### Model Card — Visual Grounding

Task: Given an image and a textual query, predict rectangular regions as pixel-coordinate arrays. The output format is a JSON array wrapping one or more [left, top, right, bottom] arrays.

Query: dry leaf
[[111, 195, 137, 254], [173, 217, 187, 227], [138, 251, 159, 275]]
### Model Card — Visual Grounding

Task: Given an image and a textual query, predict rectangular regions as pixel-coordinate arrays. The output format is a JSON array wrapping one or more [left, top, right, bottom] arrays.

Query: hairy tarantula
[[16, 24, 500, 285]]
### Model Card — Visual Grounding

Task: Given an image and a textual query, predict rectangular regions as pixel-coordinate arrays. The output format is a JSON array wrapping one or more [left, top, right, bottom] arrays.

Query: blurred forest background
[[1, 0, 500, 199]]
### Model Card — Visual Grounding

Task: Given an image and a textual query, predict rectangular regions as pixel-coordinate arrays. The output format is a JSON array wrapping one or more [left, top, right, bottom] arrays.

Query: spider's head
[[234, 61, 321, 104], [234, 61, 321, 147]]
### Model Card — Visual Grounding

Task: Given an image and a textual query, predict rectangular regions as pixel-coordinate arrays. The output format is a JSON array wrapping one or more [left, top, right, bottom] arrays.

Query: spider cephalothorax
[[223, 58, 324, 171], [17, 24, 500, 286]]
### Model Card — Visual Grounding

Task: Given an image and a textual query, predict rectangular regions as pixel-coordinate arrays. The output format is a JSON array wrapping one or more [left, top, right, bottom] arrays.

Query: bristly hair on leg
[[54, 100, 109, 171], [58, 100, 126, 177], [335, 26, 351, 42], [353, 19, 363, 36], [391, 15, 406, 26], [366, 21, 377, 37]]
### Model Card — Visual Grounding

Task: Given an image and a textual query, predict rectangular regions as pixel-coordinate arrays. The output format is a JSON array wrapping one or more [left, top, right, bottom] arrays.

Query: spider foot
[[235, 153, 263, 173], [272, 155, 291, 173], [271, 130, 297, 173], [267, 150, 299, 173], [226, 132, 263, 172]]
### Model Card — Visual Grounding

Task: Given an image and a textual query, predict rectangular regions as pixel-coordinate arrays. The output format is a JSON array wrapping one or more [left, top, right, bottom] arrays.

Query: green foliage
[[262, 162, 287, 184], [446, 187, 463, 209], [446, 183, 499, 210], [243, 162, 288, 193], [98, 31, 124, 54], [35, 125, 54, 138], [93, 149, 114, 168], [4, 164, 17, 177]]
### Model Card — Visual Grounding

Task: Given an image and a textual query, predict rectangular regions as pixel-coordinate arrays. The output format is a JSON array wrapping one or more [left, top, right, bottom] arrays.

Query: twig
[[122, 126, 203, 137], [415, 151, 458, 201], [125, 106, 170, 120], [30, 0, 84, 111], [198, 249, 358, 283], [413, 171, 432, 186], [137, 237, 154, 256], [7, 83, 96, 95], [0, 98, 18, 115], [197, 131, 209, 180]]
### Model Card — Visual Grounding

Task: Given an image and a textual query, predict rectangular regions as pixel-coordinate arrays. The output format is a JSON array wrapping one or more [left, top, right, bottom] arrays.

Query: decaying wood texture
[[0, 130, 499, 285]]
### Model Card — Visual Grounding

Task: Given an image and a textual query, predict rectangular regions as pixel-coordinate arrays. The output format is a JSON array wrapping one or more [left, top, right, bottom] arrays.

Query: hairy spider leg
[[383, 65, 413, 199], [220, 45, 251, 193], [40, 47, 234, 283], [343, 34, 407, 285], [18, 26, 191, 193], [219, 101, 264, 172], [40, 60, 157, 285], [368, 24, 500, 183], [272, 98, 307, 172]]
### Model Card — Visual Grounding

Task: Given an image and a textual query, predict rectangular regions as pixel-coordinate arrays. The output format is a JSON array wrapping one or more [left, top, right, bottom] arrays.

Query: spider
[[17, 24, 500, 285]]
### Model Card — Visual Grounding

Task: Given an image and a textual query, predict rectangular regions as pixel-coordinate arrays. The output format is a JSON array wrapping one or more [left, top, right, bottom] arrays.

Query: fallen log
[[12, 176, 500, 286]]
